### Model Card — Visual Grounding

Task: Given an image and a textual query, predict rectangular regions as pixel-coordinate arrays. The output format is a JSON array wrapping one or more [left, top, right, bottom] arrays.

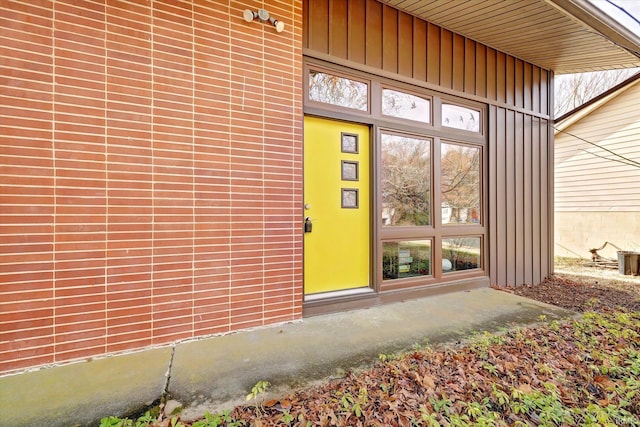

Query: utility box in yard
[[618, 251, 640, 276]]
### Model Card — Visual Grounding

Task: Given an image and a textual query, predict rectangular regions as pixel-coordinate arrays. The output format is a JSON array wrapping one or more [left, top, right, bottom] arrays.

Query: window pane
[[382, 89, 430, 123], [442, 103, 480, 132], [383, 240, 431, 280], [441, 143, 480, 224], [381, 134, 431, 226], [442, 237, 481, 272], [308, 71, 368, 111]]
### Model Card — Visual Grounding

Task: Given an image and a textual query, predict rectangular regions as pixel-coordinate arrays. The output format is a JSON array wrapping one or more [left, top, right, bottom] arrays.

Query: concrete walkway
[[0, 288, 573, 426]]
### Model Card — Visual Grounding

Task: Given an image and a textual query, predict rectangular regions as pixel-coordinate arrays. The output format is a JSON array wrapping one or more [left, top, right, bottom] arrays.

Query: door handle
[[304, 217, 312, 233]]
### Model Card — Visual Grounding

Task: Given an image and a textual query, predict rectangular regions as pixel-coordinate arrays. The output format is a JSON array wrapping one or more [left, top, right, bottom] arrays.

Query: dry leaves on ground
[[112, 262, 640, 426], [226, 310, 639, 426], [512, 260, 640, 313], [220, 263, 640, 425]]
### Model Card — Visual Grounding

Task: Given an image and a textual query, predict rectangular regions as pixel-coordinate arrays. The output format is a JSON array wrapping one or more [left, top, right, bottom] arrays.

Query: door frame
[[302, 59, 491, 317]]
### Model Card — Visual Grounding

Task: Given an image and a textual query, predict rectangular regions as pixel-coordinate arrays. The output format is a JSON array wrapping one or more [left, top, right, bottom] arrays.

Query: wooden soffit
[[382, 0, 640, 74]]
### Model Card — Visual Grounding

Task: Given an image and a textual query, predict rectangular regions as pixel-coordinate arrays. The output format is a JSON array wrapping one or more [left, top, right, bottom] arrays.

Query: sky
[[555, 1, 640, 114], [590, 0, 640, 35]]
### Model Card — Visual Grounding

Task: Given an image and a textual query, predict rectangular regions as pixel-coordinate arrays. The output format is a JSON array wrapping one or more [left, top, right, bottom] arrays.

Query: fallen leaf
[[279, 399, 292, 410], [263, 399, 278, 407], [517, 383, 533, 393], [594, 375, 616, 389], [422, 374, 436, 389]]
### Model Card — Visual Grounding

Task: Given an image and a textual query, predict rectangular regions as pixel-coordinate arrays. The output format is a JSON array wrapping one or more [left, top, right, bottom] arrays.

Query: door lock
[[304, 217, 312, 233]]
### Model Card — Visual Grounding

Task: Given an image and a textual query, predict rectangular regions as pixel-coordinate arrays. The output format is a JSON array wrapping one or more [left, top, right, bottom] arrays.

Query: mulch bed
[[510, 272, 640, 313]]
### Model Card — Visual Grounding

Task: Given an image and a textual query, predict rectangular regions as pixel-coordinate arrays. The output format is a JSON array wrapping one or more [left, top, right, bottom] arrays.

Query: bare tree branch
[[554, 68, 639, 116]]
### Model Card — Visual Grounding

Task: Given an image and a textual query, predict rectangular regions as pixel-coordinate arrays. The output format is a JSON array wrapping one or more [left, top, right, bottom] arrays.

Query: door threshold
[[304, 286, 374, 302], [303, 277, 490, 317]]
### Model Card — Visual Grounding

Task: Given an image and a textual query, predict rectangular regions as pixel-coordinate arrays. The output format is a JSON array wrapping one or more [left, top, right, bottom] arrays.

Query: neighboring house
[[555, 72, 640, 261], [1, 0, 639, 381]]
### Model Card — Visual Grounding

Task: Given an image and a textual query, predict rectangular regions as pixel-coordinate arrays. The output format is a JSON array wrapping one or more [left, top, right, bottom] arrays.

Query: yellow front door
[[304, 116, 370, 295]]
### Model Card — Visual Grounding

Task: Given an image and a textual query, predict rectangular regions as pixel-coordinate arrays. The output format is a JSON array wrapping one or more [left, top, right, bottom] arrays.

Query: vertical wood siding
[[0, 0, 304, 374], [304, 0, 550, 115], [489, 109, 551, 286], [304, 0, 554, 287]]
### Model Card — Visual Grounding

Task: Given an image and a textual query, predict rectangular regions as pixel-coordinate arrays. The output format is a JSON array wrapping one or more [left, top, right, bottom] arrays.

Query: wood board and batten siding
[[303, 0, 554, 287], [555, 78, 640, 259]]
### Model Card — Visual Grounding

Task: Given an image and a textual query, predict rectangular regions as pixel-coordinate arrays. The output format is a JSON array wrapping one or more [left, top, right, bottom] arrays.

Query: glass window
[[308, 70, 368, 111], [381, 133, 431, 226], [441, 143, 480, 225], [382, 89, 430, 123], [442, 237, 481, 272], [383, 240, 431, 280], [442, 103, 480, 132]]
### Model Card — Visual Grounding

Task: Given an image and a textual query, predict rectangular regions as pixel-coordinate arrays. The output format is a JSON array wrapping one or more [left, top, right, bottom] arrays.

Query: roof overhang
[[382, 0, 640, 74]]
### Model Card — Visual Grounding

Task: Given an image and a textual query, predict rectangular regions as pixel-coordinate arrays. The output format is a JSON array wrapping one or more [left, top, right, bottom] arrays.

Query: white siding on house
[[555, 80, 640, 212], [555, 211, 640, 259]]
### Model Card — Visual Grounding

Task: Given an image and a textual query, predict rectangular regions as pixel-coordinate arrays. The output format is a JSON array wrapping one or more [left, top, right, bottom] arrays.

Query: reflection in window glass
[[382, 89, 430, 123], [381, 134, 431, 226], [383, 240, 431, 280], [441, 143, 480, 225], [308, 71, 368, 111], [442, 103, 480, 132], [442, 237, 481, 272]]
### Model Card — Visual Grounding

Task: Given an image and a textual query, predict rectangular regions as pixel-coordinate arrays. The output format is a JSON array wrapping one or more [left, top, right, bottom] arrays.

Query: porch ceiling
[[383, 0, 640, 74]]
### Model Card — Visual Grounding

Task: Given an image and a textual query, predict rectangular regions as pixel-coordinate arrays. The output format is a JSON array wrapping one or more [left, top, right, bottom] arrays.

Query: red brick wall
[[0, 0, 303, 374]]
